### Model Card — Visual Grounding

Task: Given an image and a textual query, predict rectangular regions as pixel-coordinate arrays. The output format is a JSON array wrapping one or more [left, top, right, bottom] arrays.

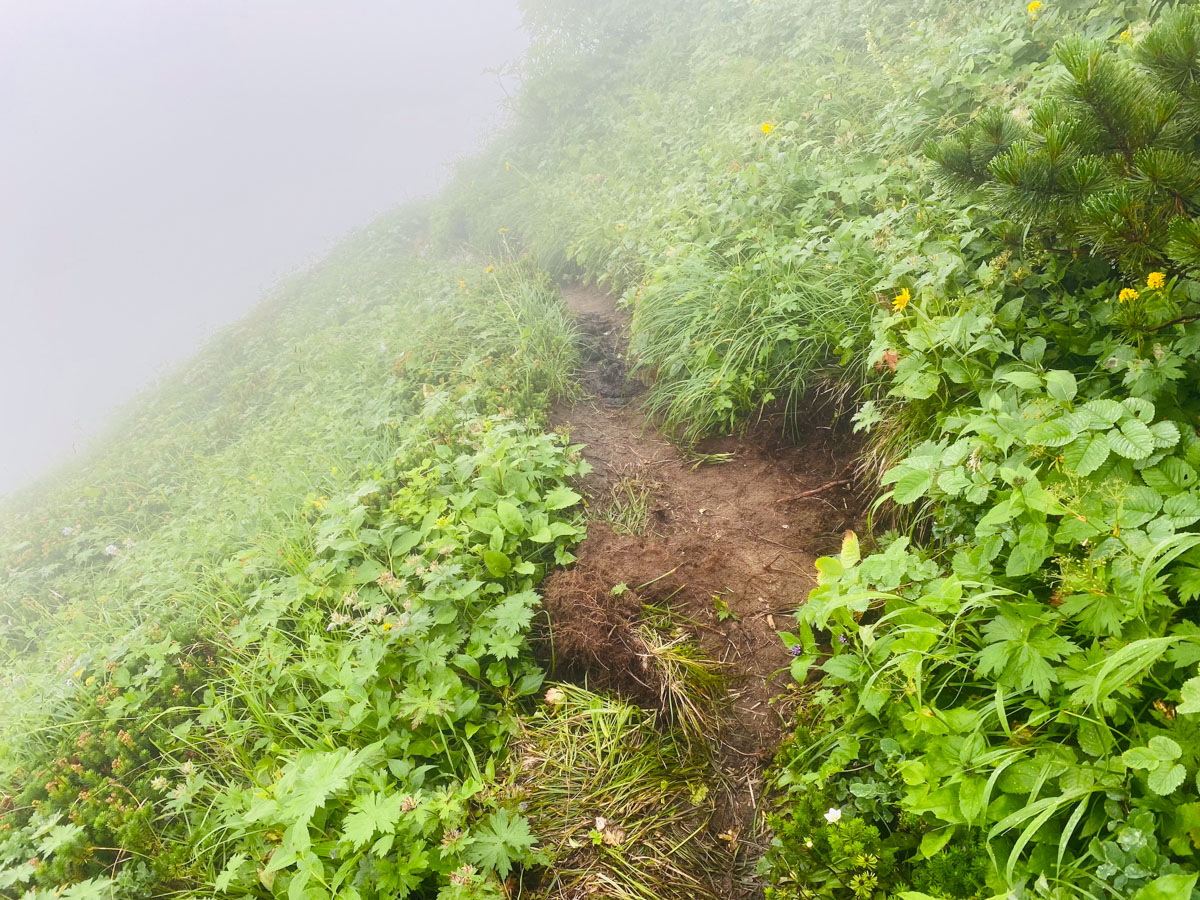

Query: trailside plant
[[0, 268, 588, 899], [927, 9, 1200, 278]]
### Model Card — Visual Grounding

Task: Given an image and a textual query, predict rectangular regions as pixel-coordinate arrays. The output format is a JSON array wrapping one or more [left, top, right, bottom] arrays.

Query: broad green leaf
[[892, 469, 934, 504], [1025, 418, 1076, 447], [1150, 420, 1182, 449], [1178, 676, 1200, 715], [1063, 433, 1110, 476], [918, 828, 955, 859], [544, 486, 581, 510], [1044, 369, 1077, 402], [1107, 419, 1155, 460], [1131, 874, 1198, 900], [1123, 397, 1156, 421], [1148, 763, 1186, 795], [1163, 493, 1200, 528], [998, 370, 1043, 390], [483, 550, 512, 577], [495, 500, 525, 534], [1141, 458, 1198, 496], [1081, 398, 1125, 425]]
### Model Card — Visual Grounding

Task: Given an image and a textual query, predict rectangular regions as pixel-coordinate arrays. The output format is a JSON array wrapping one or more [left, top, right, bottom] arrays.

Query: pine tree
[[926, 6, 1200, 276]]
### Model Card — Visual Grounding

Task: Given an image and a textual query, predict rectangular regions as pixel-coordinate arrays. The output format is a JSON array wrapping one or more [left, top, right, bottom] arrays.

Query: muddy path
[[539, 284, 863, 897]]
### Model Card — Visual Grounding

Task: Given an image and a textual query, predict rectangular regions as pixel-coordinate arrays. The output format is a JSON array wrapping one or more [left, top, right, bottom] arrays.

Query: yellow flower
[[1119, 287, 1140, 303], [485, 265, 495, 274], [458, 279, 467, 290], [504, 161, 511, 171], [382, 623, 393, 632], [615, 222, 626, 231], [1027, 0, 1042, 17], [497, 227, 508, 234], [1119, 29, 1132, 42], [892, 288, 911, 312], [760, 122, 774, 134], [1147, 271, 1166, 290]]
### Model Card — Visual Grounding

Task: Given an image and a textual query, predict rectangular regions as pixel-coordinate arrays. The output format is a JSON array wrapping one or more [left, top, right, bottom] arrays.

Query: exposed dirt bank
[[537, 284, 863, 897]]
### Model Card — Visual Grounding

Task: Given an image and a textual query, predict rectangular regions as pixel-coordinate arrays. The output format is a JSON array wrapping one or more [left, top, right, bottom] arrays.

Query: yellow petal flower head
[[485, 265, 495, 274], [1027, 1, 1042, 17], [504, 161, 511, 171], [1147, 271, 1166, 290], [1119, 287, 1140, 303], [497, 227, 508, 234], [892, 288, 911, 312], [761, 122, 774, 134]]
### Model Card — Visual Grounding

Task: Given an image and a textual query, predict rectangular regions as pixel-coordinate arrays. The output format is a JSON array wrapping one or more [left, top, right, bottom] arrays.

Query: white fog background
[[0, 1, 526, 496]]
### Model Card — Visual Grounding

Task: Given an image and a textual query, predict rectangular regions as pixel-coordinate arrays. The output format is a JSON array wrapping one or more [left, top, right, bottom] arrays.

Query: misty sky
[[0, 1, 527, 495]]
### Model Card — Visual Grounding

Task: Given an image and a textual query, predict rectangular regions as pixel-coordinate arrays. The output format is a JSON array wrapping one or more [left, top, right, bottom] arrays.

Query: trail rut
[[539, 284, 863, 897]]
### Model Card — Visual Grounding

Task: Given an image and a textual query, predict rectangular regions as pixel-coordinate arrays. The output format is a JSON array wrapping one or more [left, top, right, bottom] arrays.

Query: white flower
[[104, 544, 119, 556], [824, 807, 842, 824], [62, 527, 74, 537]]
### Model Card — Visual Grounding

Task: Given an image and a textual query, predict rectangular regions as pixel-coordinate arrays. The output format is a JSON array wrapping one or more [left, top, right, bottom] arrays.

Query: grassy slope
[[3, 0, 1191, 898]]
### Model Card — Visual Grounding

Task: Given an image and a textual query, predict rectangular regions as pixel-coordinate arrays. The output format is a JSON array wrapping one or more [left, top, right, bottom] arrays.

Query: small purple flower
[[838, 634, 849, 644], [789, 645, 804, 657]]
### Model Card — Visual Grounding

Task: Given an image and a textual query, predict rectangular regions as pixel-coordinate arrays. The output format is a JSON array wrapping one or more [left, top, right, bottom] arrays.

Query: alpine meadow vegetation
[[7, 1, 1200, 900]]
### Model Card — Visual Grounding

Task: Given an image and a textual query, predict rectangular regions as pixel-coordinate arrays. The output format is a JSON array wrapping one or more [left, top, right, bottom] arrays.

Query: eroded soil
[[538, 284, 864, 897]]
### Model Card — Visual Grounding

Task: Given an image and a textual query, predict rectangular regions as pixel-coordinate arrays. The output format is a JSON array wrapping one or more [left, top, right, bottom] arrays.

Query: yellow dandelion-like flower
[[1119, 29, 1132, 42], [1027, 0, 1042, 17], [504, 161, 511, 171], [458, 279, 467, 291], [760, 122, 774, 134], [1147, 271, 1166, 290], [892, 288, 911, 312], [485, 265, 494, 274], [497, 227, 508, 234], [1119, 287, 1140, 303]]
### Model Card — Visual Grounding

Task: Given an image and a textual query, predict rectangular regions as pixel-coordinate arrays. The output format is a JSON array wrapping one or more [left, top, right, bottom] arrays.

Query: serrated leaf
[[1063, 433, 1110, 476], [1141, 458, 1198, 496], [1044, 369, 1077, 402], [1108, 419, 1155, 459], [342, 792, 406, 850], [1150, 420, 1181, 449], [214, 853, 249, 892], [892, 469, 934, 504], [1082, 398, 1126, 425], [1163, 492, 1200, 528], [1178, 676, 1200, 715], [1025, 418, 1077, 447], [1123, 397, 1156, 421], [1148, 762, 1187, 795], [465, 808, 535, 878]]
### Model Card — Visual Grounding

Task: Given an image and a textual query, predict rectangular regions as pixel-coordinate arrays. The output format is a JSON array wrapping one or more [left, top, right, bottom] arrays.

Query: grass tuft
[[513, 684, 728, 900]]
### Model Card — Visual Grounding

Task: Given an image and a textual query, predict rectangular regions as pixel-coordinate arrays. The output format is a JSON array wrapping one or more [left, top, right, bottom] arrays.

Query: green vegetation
[[7, 0, 1200, 898]]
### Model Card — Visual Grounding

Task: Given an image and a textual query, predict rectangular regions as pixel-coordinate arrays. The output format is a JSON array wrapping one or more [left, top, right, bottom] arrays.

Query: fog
[[0, 1, 526, 496]]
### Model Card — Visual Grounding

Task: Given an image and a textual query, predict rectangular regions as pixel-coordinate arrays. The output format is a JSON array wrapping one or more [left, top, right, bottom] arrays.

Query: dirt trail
[[540, 285, 862, 896]]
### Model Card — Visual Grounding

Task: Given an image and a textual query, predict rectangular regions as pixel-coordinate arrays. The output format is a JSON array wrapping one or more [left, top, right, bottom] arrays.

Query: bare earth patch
[[536, 285, 863, 897]]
